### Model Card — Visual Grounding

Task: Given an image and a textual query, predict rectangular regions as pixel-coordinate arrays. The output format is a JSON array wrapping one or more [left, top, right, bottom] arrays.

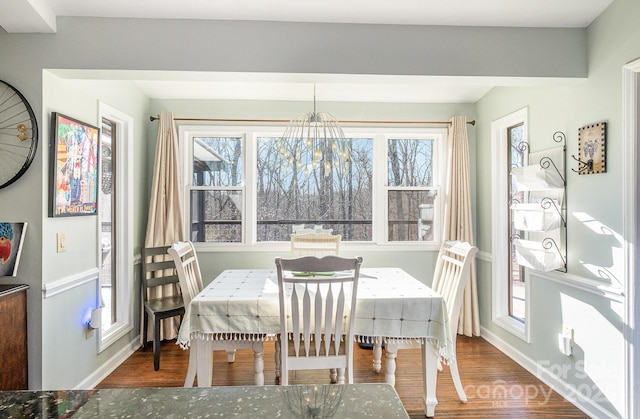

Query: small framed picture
[[49, 112, 100, 217], [577, 122, 606, 175], [0, 222, 27, 277]]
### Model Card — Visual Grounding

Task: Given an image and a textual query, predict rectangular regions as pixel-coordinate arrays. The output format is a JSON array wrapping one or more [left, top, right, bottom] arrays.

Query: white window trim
[[491, 107, 530, 342], [179, 125, 447, 252], [97, 102, 134, 353]]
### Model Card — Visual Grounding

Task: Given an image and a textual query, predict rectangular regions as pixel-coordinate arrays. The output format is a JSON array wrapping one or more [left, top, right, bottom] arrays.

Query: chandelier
[[276, 86, 351, 177], [281, 384, 345, 419]]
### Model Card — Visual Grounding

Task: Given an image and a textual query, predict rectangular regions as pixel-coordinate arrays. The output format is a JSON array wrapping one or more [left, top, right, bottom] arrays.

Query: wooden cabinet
[[0, 284, 28, 390]]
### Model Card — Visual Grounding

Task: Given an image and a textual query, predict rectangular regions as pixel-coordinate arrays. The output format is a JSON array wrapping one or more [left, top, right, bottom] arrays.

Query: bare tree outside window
[[189, 136, 244, 242], [256, 136, 373, 241], [387, 138, 438, 242], [182, 127, 445, 245]]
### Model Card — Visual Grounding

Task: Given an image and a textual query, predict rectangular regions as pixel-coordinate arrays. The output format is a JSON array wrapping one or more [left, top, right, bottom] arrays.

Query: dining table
[[177, 267, 454, 417]]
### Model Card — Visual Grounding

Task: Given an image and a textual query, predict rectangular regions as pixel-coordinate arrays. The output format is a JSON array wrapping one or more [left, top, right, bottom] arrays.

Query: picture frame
[[49, 112, 100, 217], [0, 222, 27, 277], [576, 122, 606, 175]]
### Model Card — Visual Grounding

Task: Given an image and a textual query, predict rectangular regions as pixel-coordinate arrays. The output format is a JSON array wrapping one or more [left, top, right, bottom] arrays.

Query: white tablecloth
[[177, 267, 453, 361]]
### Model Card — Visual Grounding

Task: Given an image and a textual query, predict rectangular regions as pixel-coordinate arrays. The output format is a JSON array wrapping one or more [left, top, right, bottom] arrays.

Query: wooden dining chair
[[290, 233, 341, 257], [168, 241, 264, 386], [275, 255, 362, 385], [384, 240, 478, 403], [141, 246, 185, 371]]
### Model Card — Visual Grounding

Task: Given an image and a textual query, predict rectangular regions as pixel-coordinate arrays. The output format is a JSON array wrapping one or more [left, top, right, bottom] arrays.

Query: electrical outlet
[[559, 327, 574, 356], [56, 232, 67, 253], [86, 324, 94, 339]]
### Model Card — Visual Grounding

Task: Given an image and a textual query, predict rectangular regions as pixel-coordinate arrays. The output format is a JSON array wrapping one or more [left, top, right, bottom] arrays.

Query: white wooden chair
[[275, 255, 362, 385], [168, 241, 264, 386], [383, 240, 478, 405], [290, 233, 341, 257]]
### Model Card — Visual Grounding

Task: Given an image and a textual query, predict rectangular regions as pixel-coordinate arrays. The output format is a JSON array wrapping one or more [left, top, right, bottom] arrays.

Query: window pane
[[388, 190, 437, 241], [388, 138, 434, 187], [192, 136, 243, 187], [508, 123, 526, 322], [256, 136, 373, 241], [189, 190, 242, 242]]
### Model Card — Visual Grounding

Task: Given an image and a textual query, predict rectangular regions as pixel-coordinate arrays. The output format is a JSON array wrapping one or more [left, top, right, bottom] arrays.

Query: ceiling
[[2, 0, 614, 33], [3, 0, 613, 103]]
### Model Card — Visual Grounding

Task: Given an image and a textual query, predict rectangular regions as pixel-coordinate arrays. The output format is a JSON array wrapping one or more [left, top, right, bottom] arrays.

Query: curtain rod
[[149, 115, 475, 126]]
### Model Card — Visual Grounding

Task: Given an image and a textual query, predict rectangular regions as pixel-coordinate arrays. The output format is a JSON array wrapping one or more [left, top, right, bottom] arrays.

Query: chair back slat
[[141, 246, 181, 297], [314, 285, 323, 356], [291, 286, 301, 356], [333, 283, 346, 355], [323, 284, 333, 355]]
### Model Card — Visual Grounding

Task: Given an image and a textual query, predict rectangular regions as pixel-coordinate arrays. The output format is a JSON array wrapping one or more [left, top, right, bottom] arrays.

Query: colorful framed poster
[[49, 112, 100, 217], [0, 222, 27, 277], [576, 122, 606, 175]]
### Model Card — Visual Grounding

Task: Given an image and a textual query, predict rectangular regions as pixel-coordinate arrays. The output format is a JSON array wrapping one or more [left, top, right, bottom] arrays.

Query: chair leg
[[275, 341, 281, 381], [449, 358, 468, 402], [279, 343, 288, 386], [142, 311, 149, 350], [153, 315, 161, 371]]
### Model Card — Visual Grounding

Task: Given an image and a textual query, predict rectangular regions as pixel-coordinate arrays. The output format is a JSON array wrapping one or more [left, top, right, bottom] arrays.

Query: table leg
[[196, 340, 213, 387], [253, 342, 264, 385], [423, 340, 438, 417], [275, 341, 281, 380], [384, 344, 398, 386], [184, 343, 197, 387], [373, 336, 382, 373]]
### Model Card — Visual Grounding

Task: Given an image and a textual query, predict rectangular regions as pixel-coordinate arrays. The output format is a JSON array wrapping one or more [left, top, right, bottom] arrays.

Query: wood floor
[[97, 336, 589, 418]]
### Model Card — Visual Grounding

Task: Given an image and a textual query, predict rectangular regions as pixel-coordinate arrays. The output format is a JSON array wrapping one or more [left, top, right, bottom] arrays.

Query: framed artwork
[[49, 113, 100, 217], [576, 122, 606, 175], [0, 222, 27, 277]]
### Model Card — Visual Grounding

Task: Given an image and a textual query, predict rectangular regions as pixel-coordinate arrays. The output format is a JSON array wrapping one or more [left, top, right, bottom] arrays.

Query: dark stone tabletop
[[0, 383, 410, 418]]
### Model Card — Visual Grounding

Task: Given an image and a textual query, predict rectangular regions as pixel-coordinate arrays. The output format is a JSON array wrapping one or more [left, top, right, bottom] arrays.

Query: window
[[491, 108, 530, 342], [508, 124, 526, 321], [97, 103, 134, 352], [256, 135, 373, 241], [180, 125, 446, 247], [387, 138, 439, 242], [187, 134, 244, 242]]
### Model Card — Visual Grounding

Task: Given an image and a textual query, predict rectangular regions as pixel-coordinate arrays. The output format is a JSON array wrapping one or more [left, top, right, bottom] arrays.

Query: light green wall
[[40, 73, 150, 388], [475, 0, 640, 416]]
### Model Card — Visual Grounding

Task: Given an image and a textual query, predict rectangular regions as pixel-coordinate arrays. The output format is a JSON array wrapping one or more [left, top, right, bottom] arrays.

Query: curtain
[[143, 110, 185, 341], [443, 116, 480, 337]]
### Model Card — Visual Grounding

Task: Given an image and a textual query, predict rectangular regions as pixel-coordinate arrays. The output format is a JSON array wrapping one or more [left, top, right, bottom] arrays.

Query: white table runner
[[177, 267, 454, 361]]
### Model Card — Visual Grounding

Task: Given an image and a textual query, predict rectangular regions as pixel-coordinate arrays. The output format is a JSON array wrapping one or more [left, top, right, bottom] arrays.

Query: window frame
[[183, 130, 247, 243], [384, 135, 443, 243], [179, 124, 447, 252], [491, 107, 531, 342], [97, 102, 134, 353]]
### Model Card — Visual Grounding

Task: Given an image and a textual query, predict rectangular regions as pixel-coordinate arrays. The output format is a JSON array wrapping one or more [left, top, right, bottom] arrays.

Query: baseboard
[[479, 326, 617, 419], [74, 335, 141, 389]]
